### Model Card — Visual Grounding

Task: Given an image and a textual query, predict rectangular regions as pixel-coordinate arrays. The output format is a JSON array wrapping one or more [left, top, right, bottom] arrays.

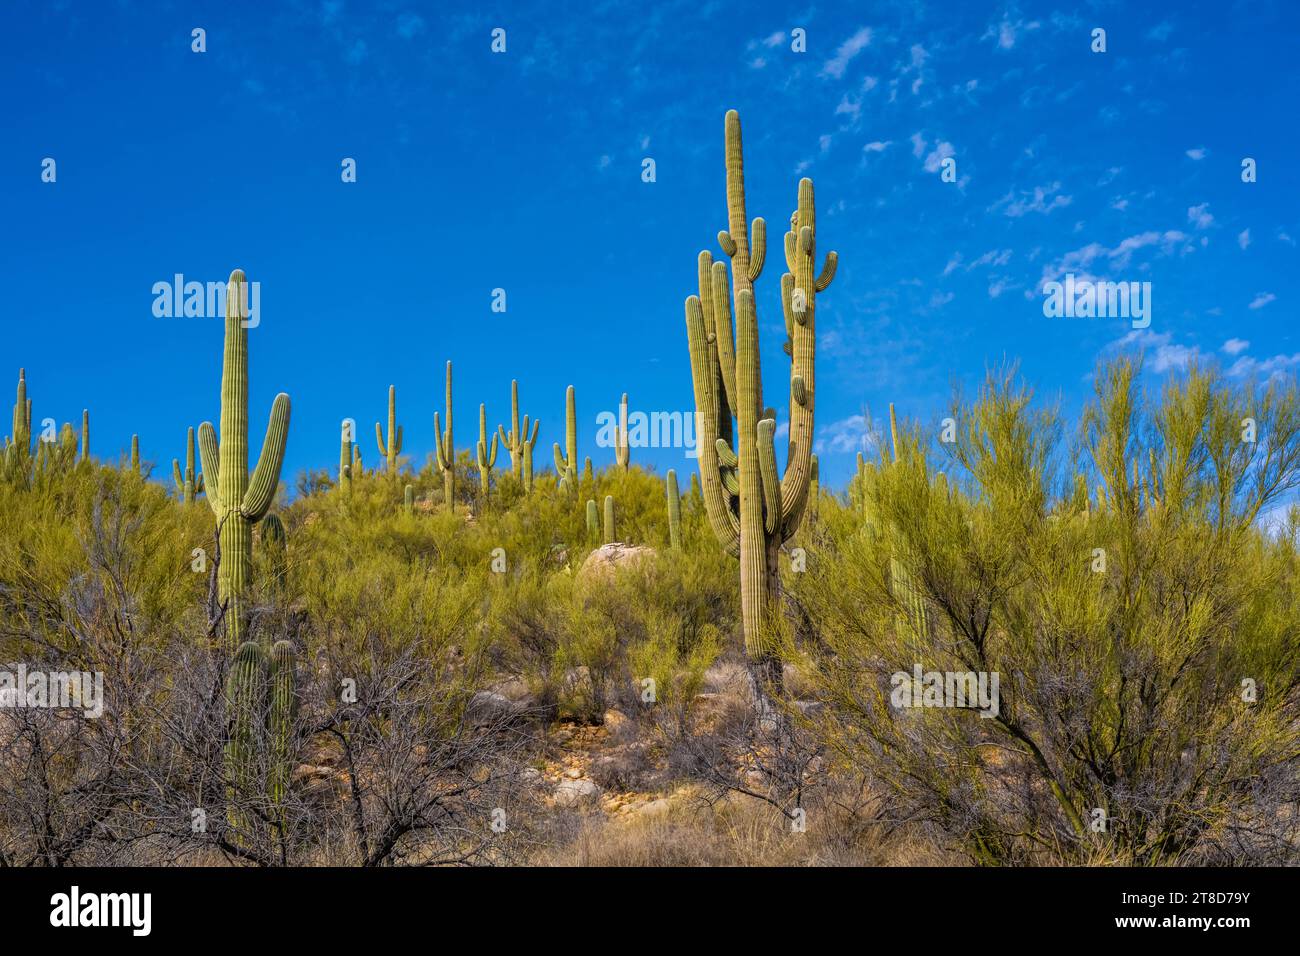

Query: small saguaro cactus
[[198, 269, 292, 654], [603, 495, 617, 544], [173, 426, 205, 503], [223, 640, 265, 835], [498, 379, 540, 491], [352, 444, 364, 478], [130, 435, 142, 475], [374, 385, 403, 473], [666, 469, 682, 549], [7, 368, 31, 459], [476, 403, 499, 500], [80, 409, 89, 463], [615, 392, 630, 471], [268, 639, 297, 809], [261, 513, 288, 594], [434, 361, 456, 512], [586, 498, 599, 537], [338, 422, 353, 496], [553, 385, 578, 490], [683, 110, 836, 693], [404, 483, 414, 513]]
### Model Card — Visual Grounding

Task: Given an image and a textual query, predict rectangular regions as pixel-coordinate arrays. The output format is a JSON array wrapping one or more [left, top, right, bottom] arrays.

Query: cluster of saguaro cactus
[[173, 427, 205, 503], [684, 110, 836, 690], [497, 380, 540, 492], [553, 385, 578, 490], [375, 385, 403, 473], [476, 403, 498, 500], [666, 469, 682, 549], [434, 361, 456, 512], [615, 392, 630, 471], [197, 270, 292, 653], [223, 638, 298, 832]]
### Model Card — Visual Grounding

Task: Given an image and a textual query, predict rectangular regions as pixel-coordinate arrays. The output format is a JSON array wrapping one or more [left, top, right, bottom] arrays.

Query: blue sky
[[3, 0, 1298, 491]]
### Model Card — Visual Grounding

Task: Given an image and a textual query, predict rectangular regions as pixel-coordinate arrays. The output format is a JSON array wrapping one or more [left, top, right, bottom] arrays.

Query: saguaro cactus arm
[[242, 393, 291, 521]]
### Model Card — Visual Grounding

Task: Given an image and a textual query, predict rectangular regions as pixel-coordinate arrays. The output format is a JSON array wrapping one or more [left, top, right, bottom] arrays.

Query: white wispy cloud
[[1185, 147, 1207, 160], [1187, 203, 1214, 229], [1238, 229, 1251, 250], [863, 140, 891, 153], [815, 414, 873, 454], [1249, 292, 1276, 310], [922, 141, 954, 173], [1222, 338, 1250, 356], [821, 27, 872, 79], [991, 182, 1072, 217]]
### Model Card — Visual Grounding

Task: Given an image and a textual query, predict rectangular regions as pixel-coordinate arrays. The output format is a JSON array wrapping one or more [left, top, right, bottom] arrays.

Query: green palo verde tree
[[198, 269, 291, 653], [684, 109, 836, 698]]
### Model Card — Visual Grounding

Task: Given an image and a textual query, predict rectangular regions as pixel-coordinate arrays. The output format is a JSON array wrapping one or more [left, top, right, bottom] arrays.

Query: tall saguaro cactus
[[476, 402, 499, 501], [615, 392, 630, 471], [434, 361, 456, 512], [374, 385, 403, 473], [173, 427, 205, 503], [130, 435, 140, 474], [80, 410, 90, 463], [553, 385, 578, 489], [8, 369, 31, 459], [338, 422, 353, 497], [497, 379, 540, 491], [198, 270, 291, 653], [684, 110, 837, 693]]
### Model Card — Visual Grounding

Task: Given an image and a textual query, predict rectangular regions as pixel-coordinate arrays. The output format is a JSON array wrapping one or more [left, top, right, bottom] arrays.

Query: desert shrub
[[792, 360, 1300, 865]]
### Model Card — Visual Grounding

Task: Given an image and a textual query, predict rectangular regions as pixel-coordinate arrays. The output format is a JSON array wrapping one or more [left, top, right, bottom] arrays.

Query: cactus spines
[[615, 392, 630, 471], [223, 640, 265, 836], [684, 111, 836, 687], [173, 426, 204, 503], [603, 494, 616, 544], [374, 385, 403, 473], [268, 639, 297, 808], [553, 385, 577, 489], [404, 483, 414, 513], [130, 434, 140, 474], [666, 469, 682, 549], [476, 402, 499, 500], [198, 270, 292, 654], [586, 498, 599, 537], [498, 379, 540, 489], [80, 409, 89, 463], [434, 361, 456, 512]]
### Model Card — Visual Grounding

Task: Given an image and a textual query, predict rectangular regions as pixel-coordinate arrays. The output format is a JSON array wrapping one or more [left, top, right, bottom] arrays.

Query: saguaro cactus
[[261, 513, 288, 593], [7, 369, 31, 459], [130, 435, 140, 474], [615, 392, 630, 471], [375, 385, 403, 473], [173, 426, 205, 503], [223, 640, 265, 835], [603, 495, 617, 544], [586, 498, 599, 538], [666, 469, 682, 550], [404, 483, 414, 513], [198, 269, 292, 654], [684, 110, 836, 692], [434, 361, 456, 512], [553, 385, 578, 489], [497, 379, 540, 490], [268, 639, 297, 809], [476, 403, 498, 500], [808, 454, 820, 518], [80, 410, 89, 463], [338, 423, 353, 497], [352, 444, 364, 478]]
